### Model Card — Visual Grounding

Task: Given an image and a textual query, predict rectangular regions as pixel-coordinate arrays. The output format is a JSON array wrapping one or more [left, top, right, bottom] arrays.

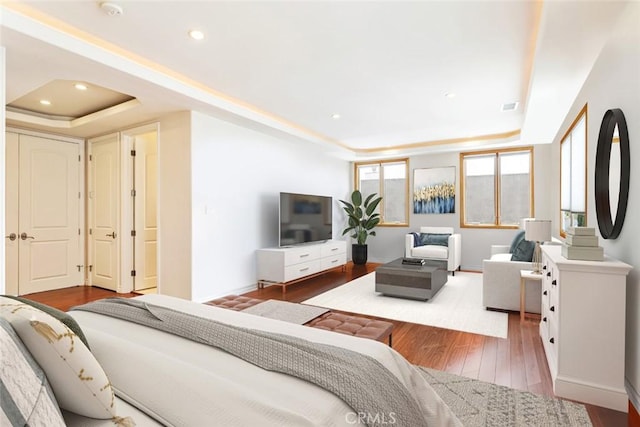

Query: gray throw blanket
[[73, 298, 427, 427]]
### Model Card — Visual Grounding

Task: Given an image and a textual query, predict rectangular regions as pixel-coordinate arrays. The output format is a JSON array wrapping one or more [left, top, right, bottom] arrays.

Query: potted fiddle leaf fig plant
[[339, 190, 383, 265]]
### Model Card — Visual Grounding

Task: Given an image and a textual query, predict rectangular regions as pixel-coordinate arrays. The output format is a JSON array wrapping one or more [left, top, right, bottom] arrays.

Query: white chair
[[405, 226, 461, 275], [482, 238, 561, 313], [482, 245, 539, 313]]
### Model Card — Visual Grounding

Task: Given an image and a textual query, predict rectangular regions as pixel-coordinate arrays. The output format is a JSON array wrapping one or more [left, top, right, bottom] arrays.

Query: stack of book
[[561, 227, 604, 261], [402, 257, 425, 266]]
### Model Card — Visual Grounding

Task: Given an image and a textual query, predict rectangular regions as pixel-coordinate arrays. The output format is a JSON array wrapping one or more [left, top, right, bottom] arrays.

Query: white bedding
[[62, 397, 163, 427], [69, 294, 461, 427]]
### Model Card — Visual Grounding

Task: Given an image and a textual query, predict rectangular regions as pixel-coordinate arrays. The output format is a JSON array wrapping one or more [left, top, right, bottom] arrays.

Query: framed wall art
[[413, 166, 455, 214]]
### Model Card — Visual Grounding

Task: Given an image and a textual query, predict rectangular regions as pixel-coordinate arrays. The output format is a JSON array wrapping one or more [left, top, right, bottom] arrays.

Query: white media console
[[257, 240, 347, 294]]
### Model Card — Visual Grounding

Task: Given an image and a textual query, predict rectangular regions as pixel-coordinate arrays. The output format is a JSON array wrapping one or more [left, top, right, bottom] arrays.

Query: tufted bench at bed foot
[[207, 295, 394, 347], [207, 295, 265, 311], [306, 312, 393, 347]]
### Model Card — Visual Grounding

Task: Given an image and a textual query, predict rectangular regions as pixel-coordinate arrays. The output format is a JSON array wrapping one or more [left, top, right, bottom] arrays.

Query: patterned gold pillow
[[0, 316, 66, 426], [0, 296, 131, 424]]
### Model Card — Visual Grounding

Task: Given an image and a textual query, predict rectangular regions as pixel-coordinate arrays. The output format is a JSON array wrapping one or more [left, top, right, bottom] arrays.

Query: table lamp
[[524, 219, 552, 274]]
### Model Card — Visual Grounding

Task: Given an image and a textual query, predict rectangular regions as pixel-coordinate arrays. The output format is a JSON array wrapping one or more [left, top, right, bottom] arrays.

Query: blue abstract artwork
[[413, 167, 456, 214]]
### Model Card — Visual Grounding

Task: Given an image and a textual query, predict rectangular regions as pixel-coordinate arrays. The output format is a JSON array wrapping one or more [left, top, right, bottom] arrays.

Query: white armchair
[[482, 238, 561, 313], [405, 226, 461, 275], [482, 245, 540, 313]]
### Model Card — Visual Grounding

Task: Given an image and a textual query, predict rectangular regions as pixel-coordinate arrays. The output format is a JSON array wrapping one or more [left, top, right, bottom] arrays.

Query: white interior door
[[89, 134, 120, 291], [16, 134, 82, 294], [134, 131, 158, 291], [5, 132, 20, 295]]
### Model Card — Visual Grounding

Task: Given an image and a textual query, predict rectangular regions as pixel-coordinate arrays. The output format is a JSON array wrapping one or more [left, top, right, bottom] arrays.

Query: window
[[355, 159, 408, 226], [560, 105, 587, 236], [460, 147, 533, 228]]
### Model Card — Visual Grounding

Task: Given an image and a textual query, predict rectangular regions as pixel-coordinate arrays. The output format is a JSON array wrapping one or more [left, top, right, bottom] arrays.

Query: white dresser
[[257, 240, 347, 293], [540, 244, 632, 411]]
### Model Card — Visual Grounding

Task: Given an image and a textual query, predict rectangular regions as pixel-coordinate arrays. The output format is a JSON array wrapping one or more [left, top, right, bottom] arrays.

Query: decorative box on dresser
[[540, 244, 632, 411], [257, 240, 347, 294]]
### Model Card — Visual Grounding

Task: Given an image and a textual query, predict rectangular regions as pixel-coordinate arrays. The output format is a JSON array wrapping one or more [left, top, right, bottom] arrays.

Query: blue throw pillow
[[410, 232, 422, 246], [418, 233, 450, 247], [509, 230, 526, 254], [511, 238, 535, 261]]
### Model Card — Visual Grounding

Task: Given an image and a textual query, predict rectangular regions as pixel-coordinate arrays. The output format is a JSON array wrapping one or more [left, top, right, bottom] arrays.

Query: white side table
[[520, 270, 543, 322]]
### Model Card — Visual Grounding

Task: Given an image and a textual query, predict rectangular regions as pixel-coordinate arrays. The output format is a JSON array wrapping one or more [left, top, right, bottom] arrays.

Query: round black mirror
[[595, 108, 630, 239]]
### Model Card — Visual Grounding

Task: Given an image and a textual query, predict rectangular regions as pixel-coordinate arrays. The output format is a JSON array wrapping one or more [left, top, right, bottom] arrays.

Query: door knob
[[106, 232, 117, 239], [5, 233, 17, 241], [20, 232, 35, 240]]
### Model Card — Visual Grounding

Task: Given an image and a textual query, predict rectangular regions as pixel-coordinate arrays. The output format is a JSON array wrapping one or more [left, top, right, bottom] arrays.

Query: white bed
[[0, 293, 462, 426], [67, 294, 462, 426]]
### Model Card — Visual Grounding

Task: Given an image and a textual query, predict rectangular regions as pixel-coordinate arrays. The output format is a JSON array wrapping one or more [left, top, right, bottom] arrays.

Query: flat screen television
[[279, 192, 333, 246]]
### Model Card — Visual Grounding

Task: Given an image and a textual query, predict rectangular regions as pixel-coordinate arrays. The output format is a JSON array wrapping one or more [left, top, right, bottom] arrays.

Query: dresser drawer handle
[[543, 316, 547, 322], [299, 267, 309, 272], [300, 254, 310, 258], [543, 290, 548, 296], [331, 247, 339, 251], [552, 279, 557, 286], [550, 337, 555, 344], [546, 272, 551, 277], [543, 265, 547, 270], [550, 306, 555, 312]]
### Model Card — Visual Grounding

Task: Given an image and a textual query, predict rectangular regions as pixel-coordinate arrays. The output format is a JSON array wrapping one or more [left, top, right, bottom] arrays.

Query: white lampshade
[[524, 219, 551, 242], [520, 217, 535, 230]]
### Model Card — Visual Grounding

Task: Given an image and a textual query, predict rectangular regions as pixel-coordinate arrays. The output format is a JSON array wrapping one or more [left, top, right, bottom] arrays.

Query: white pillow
[[0, 296, 118, 420]]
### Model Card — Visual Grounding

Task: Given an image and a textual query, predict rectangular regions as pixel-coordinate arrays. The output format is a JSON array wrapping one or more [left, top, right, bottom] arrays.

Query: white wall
[[189, 111, 350, 302], [0, 47, 5, 294], [367, 144, 554, 270], [549, 2, 640, 412], [157, 111, 193, 300]]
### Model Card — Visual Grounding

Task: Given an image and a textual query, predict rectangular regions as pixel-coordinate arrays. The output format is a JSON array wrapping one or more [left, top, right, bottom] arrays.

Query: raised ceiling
[[1, 1, 629, 159], [7, 79, 134, 118]]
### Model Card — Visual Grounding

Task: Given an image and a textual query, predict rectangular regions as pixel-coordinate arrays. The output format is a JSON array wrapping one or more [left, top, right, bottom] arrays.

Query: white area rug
[[303, 272, 508, 338]]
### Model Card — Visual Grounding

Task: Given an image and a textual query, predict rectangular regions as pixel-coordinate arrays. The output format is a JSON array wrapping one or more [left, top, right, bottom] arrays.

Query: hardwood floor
[[21, 285, 138, 312], [19, 263, 627, 426]]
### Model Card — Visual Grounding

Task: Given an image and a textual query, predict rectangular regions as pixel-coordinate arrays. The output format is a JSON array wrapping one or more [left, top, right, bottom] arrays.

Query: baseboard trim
[[555, 374, 627, 412]]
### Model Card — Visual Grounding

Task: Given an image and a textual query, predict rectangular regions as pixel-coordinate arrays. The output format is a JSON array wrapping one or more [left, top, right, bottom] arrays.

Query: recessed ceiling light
[[74, 83, 88, 91], [501, 101, 519, 112], [444, 92, 456, 99], [331, 113, 341, 120], [39, 99, 51, 106], [189, 29, 205, 40]]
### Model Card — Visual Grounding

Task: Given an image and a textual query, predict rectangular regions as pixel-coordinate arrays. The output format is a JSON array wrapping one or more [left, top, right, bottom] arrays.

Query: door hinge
[[89, 265, 93, 272], [131, 230, 136, 237], [76, 265, 82, 272], [131, 270, 136, 277], [89, 154, 92, 161], [131, 189, 136, 197], [78, 228, 81, 235], [131, 149, 136, 156], [78, 155, 81, 162], [89, 228, 92, 235], [78, 192, 81, 199]]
